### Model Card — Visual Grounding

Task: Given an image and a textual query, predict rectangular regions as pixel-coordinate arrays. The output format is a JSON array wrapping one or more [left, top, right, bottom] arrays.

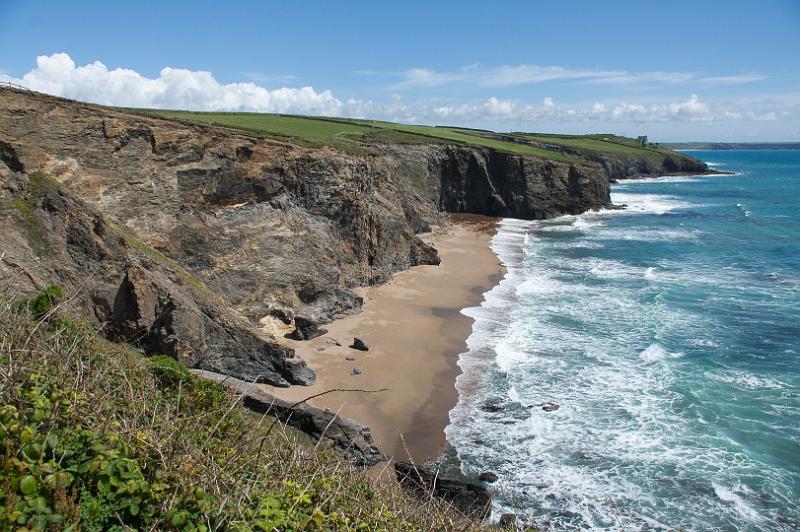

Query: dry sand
[[262, 214, 503, 462]]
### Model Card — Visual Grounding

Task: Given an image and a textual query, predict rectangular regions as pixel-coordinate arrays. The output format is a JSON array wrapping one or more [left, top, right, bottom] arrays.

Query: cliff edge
[[0, 87, 699, 386]]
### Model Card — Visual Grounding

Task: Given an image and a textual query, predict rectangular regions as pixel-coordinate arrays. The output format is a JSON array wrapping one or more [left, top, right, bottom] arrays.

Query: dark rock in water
[[351, 337, 369, 351], [481, 401, 503, 413], [479, 471, 499, 483], [394, 461, 491, 518], [498, 513, 517, 528], [540, 402, 560, 412], [345, 356, 356, 361], [285, 316, 327, 341], [195, 370, 385, 466], [352, 367, 362, 375]]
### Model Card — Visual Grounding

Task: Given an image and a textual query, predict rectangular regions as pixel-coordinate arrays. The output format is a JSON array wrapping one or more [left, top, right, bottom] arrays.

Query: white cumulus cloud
[[7, 52, 343, 115]]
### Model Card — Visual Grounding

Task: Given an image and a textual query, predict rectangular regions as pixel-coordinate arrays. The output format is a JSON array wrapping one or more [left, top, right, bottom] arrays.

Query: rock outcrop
[[195, 370, 385, 466], [394, 461, 492, 518], [0, 170, 312, 386]]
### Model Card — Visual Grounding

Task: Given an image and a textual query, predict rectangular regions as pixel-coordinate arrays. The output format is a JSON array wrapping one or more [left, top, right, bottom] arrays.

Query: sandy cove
[[262, 214, 504, 462]]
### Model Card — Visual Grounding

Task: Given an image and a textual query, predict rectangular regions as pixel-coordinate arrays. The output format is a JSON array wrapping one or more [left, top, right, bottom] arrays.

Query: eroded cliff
[[0, 88, 622, 385]]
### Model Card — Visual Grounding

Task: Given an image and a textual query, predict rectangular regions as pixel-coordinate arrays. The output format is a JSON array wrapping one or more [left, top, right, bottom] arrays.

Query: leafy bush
[[14, 284, 64, 318], [0, 291, 478, 530]]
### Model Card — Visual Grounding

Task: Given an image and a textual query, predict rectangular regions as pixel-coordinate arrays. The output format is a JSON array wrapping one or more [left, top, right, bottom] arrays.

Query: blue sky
[[1, 0, 799, 141]]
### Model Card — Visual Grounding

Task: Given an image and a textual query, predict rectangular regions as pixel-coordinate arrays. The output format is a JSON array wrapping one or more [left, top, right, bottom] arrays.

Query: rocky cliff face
[[0, 88, 616, 386], [591, 152, 707, 180]]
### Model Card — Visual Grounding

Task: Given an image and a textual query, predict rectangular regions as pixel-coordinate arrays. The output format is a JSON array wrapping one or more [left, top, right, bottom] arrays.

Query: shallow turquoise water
[[447, 151, 800, 530]]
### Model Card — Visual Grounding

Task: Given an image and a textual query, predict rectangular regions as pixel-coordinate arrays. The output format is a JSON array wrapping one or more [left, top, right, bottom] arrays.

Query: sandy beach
[[263, 214, 503, 462]]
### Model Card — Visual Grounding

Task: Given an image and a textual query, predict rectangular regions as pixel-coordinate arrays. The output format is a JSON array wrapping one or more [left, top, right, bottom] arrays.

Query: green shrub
[[14, 284, 64, 318], [0, 292, 479, 530]]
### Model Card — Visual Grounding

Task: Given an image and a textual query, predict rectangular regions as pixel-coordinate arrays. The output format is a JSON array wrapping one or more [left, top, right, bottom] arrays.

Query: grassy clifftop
[[137, 108, 691, 166], [0, 287, 478, 531]]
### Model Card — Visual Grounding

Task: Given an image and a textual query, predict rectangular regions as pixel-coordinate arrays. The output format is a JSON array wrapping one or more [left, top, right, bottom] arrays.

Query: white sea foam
[[710, 370, 787, 390], [615, 174, 700, 184], [447, 174, 800, 530], [713, 483, 763, 522], [638, 343, 685, 363], [610, 192, 695, 214]]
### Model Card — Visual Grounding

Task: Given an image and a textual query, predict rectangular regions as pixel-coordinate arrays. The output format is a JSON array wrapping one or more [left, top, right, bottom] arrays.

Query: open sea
[[446, 151, 800, 530]]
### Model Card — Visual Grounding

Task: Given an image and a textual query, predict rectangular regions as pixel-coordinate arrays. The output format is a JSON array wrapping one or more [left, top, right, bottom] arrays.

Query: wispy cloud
[[243, 72, 300, 84], [391, 64, 765, 89], [696, 74, 766, 86]]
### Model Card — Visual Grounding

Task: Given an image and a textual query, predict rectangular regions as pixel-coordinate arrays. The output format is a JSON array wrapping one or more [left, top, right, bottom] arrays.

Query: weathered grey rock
[[394, 461, 491, 518], [540, 402, 560, 412], [352, 368, 362, 375], [345, 356, 356, 361], [0, 169, 313, 387], [194, 370, 385, 466], [479, 471, 499, 483], [285, 316, 327, 341], [351, 337, 369, 351]]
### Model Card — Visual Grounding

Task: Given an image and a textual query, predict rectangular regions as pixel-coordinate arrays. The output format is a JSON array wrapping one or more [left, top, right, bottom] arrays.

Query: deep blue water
[[447, 151, 800, 530]]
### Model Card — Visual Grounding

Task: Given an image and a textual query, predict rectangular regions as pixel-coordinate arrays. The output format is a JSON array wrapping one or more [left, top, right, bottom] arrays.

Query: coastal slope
[[0, 87, 705, 390]]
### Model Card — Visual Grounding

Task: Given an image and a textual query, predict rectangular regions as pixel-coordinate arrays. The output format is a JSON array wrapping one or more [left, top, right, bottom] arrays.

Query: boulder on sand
[[350, 336, 369, 351], [285, 316, 327, 341]]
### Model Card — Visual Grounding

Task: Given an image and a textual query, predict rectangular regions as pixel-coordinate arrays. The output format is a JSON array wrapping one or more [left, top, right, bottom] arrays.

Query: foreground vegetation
[[135, 109, 681, 164], [0, 286, 479, 530]]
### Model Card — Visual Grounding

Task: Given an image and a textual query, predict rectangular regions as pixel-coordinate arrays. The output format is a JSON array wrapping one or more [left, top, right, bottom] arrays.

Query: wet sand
[[262, 214, 503, 462]]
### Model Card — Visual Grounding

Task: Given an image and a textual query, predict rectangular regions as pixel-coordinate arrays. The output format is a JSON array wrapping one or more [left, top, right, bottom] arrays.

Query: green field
[[137, 108, 683, 163]]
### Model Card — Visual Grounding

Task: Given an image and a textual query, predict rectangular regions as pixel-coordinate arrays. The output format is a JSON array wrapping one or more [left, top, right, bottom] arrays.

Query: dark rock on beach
[[351, 337, 370, 351], [394, 461, 491, 518], [285, 316, 328, 341]]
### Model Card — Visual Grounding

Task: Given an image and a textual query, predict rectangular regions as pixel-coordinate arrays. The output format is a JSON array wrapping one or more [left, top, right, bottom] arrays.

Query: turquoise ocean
[[446, 151, 800, 530]]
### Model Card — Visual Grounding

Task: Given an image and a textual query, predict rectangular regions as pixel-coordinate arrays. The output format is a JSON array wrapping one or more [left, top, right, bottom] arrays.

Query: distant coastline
[[666, 142, 800, 150]]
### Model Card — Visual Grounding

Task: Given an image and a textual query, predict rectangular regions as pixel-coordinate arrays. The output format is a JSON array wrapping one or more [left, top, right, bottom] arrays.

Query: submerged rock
[[479, 471, 499, 483], [351, 337, 369, 351], [481, 401, 504, 413], [394, 461, 491, 518], [540, 402, 560, 412]]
